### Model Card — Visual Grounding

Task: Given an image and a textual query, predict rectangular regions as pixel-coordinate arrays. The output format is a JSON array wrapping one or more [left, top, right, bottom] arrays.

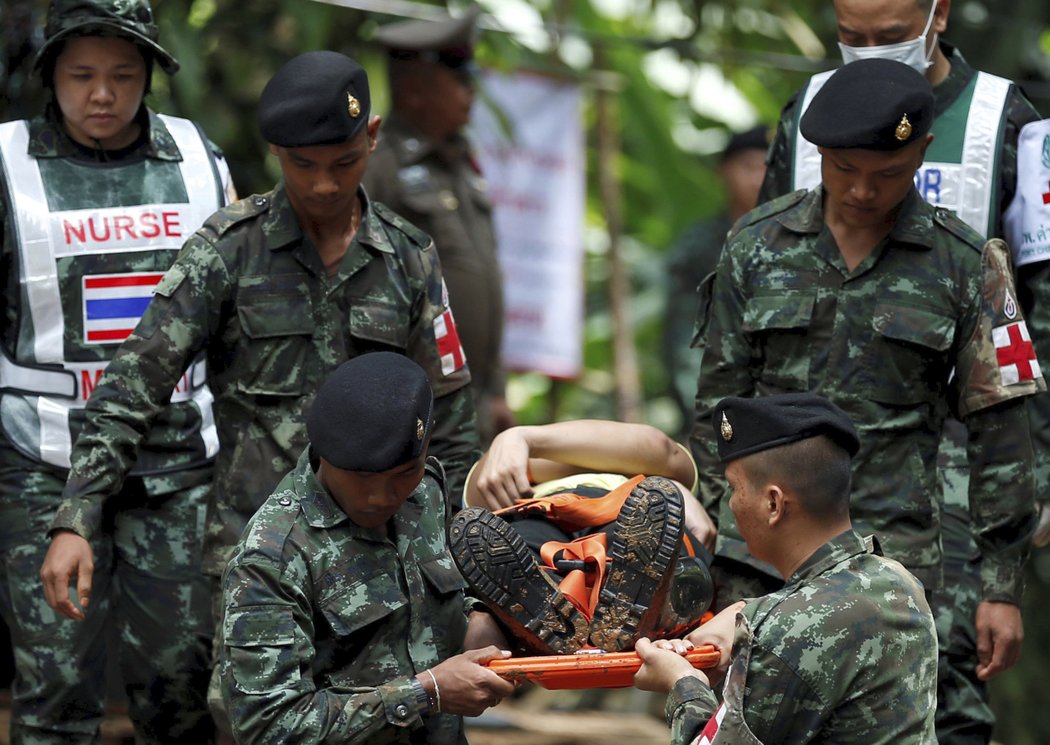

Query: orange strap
[[494, 474, 647, 532], [538, 533, 609, 621]]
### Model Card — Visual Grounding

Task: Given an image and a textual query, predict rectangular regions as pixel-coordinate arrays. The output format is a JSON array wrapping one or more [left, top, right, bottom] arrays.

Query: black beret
[[722, 125, 770, 161], [307, 352, 434, 473], [712, 393, 860, 464], [800, 58, 934, 151], [372, 5, 480, 69], [258, 51, 370, 147]]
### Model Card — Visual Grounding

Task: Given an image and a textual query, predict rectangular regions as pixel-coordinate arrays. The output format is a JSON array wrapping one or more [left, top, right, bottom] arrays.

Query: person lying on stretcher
[[451, 421, 717, 655]]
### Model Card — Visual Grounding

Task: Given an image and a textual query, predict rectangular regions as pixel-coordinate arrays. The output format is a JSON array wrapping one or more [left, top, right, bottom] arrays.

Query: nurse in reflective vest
[[0, 0, 234, 742]]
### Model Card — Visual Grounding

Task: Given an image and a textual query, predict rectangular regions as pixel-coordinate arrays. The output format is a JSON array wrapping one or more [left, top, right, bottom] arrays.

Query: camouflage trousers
[[935, 460, 995, 745], [0, 443, 215, 745]]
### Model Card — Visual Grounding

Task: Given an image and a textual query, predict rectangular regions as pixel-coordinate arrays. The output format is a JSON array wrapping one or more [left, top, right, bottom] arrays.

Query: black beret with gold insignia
[[258, 51, 371, 147], [800, 58, 934, 151], [712, 393, 860, 464], [307, 352, 434, 473]]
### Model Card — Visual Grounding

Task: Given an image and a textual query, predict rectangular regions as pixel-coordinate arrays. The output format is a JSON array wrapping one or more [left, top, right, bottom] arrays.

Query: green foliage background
[[2, 0, 1050, 741]]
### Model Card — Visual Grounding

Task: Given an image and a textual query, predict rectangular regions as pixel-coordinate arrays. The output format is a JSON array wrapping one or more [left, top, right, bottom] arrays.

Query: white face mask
[[837, 1, 938, 73]]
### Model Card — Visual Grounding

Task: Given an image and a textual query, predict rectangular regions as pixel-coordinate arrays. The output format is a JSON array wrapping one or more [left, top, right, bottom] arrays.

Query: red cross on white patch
[[691, 701, 727, 745], [434, 307, 465, 375], [993, 321, 1042, 386]]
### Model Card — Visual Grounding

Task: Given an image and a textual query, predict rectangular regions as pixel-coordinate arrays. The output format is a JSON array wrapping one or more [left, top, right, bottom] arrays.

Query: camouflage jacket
[[663, 213, 733, 430], [221, 450, 471, 744], [758, 43, 1050, 500], [52, 184, 478, 574], [364, 115, 504, 400], [667, 531, 937, 745], [689, 187, 1043, 602]]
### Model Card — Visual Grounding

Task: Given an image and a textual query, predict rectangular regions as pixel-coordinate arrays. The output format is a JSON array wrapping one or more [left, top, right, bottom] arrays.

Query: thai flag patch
[[993, 321, 1043, 385], [82, 272, 165, 344]]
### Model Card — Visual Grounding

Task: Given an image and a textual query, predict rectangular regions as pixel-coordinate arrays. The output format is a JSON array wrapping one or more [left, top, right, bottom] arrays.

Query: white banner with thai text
[[471, 70, 585, 378]]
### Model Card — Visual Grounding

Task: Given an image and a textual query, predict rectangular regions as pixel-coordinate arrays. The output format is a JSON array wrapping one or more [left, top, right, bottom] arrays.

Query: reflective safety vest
[[0, 114, 220, 470], [790, 68, 1012, 239]]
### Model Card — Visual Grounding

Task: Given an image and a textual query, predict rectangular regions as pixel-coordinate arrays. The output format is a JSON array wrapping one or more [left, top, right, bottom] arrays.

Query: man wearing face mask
[[754, 2, 1045, 743]]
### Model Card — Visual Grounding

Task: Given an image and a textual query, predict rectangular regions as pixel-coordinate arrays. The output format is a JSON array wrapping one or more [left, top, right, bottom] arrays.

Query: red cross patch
[[434, 307, 465, 375], [993, 321, 1042, 385], [693, 701, 727, 745], [1042, 180, 1050, 206]]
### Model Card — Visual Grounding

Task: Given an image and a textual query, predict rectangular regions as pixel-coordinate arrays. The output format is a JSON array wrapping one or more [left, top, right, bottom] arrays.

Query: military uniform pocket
[[349, 298, 410, 352], [742, 292, 816, 391], [235, 280, 313, 396], [223, 605, 301, 694], [867, 303, 955, 405], [319, 569, 408, 638]]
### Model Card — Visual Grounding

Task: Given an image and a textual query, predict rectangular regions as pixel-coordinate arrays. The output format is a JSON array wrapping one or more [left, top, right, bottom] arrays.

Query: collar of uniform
[[776, 187, 825, 234], [291, 448, 349, 529], [260, 183, 307, 251], [384, 113, 469, 165], [27, 107, 180, 161], [261, 185, 394, 256], [783, 528, 867, 587], [383, 113, 439, 164], [933, 42, 975, 120], [886, 188, 938, 249], [355, 189, 396, 254], [778, 187, 935, 251], [296, 447, 428, 538]]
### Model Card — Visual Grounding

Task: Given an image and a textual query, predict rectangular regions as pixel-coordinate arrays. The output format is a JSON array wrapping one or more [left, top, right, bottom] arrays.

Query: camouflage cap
[[713, 393, 860, 464], [35, 0, 179, 75], [307, 352, 434, 473], [372, 5, 481, 70], [800, 58, 933, 151]]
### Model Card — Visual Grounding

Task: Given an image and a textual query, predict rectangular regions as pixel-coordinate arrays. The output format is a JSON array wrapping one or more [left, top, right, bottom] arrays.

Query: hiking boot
[[651, 553, 715, 639], [449, 507, 590, 655], [588, 476, 687, 651]]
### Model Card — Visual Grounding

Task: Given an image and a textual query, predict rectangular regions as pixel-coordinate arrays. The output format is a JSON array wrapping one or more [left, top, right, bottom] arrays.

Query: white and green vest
[[0, 114, 220, 470], [790, 68, 1012, 239]]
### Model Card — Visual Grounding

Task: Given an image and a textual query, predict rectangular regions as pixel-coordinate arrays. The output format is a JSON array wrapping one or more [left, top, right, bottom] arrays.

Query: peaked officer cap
[[372, 5, 481, 69]]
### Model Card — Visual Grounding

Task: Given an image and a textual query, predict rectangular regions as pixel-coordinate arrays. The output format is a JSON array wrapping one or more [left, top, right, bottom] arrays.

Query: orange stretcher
[[486, 645, 721, 690]]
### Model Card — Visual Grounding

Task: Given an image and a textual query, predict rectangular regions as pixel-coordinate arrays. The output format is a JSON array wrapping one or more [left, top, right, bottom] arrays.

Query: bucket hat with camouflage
[[34, 0, 179, 75]]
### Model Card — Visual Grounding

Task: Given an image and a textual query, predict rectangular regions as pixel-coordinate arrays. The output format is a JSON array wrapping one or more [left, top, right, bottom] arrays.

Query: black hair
[[738, 435, 853, 520]]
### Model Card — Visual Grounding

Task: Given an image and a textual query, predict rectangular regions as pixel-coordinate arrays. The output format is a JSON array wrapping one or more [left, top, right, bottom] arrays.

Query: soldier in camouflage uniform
[[0, 0, 235, 741], [637, 393, 938, 744], [221, 352, 514, 744], [691, 58, 1044, 740], [364, 7, 513, 444], [756, 4, 1046, 739], [37, 49, 480, 730]]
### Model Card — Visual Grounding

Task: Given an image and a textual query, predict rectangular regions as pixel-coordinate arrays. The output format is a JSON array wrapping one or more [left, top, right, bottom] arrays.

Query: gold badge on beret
[[416, 418, 425, 441], [347, 93, 362, 118], [720, 412, 734, 442], [895, 115, 912, 141]]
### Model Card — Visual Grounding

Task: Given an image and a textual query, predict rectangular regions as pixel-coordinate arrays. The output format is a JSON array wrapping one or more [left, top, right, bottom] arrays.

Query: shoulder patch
[[199, 194, 268, 240], [735, 189, 807, 231], [373, 201, 433, 249], [933, 207, 984, 252]]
